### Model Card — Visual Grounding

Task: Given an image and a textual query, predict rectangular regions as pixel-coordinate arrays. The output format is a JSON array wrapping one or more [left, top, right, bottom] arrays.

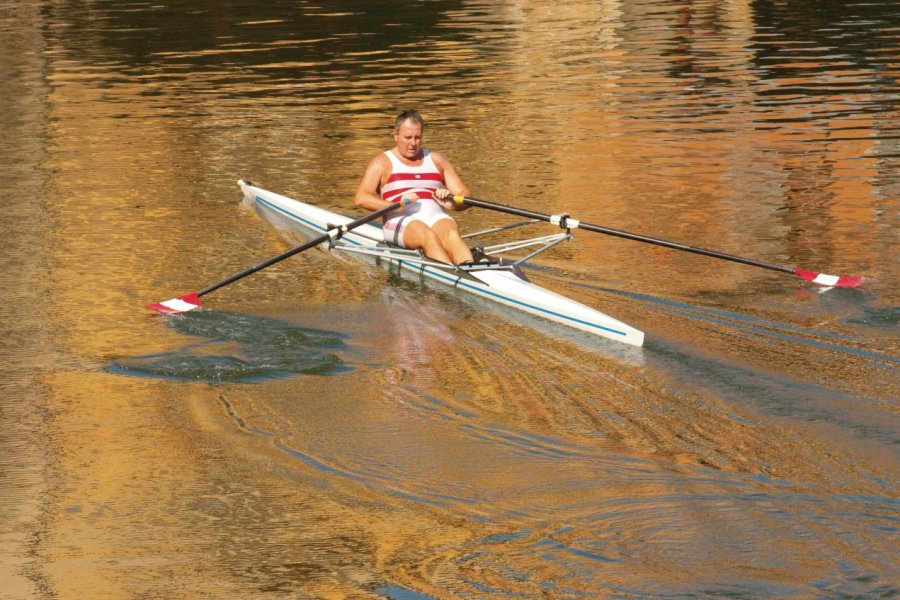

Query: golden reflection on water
[[2, 0, 898, 597]]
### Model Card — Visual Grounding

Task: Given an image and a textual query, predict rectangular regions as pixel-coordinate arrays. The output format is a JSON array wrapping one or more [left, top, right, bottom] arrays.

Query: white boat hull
[[239, 180, 644, 347]]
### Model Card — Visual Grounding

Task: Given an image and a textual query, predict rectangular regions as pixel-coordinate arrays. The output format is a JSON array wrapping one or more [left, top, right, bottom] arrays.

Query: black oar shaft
[[576, 223, 794, 275], [459, 196, 795, 276], [197, 201, 402, 298]]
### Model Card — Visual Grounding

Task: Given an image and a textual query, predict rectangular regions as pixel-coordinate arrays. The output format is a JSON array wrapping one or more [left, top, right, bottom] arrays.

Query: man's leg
[[432, 219, 474, 265], [401, 221, 454, 264]]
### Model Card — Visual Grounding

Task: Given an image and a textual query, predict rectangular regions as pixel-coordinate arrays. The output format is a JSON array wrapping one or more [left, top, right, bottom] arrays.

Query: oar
[[451, 195, 863, 288], [147, 200, 406, 314]]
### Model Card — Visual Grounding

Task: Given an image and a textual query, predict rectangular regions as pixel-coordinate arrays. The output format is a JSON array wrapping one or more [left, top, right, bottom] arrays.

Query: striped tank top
[[380, 149, 444, 202]]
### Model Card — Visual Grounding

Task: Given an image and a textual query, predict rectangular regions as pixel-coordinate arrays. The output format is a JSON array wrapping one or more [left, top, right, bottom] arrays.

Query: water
[[1, 0, 897, 598]]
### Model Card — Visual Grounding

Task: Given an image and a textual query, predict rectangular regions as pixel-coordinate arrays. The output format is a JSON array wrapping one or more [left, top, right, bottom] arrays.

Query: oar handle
[[197, 200, 404, 298], [451, 195, 861, 286]]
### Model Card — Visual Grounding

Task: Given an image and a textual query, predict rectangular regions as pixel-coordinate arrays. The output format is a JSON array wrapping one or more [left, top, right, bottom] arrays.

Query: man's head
[[394, 110, 424, 133], [393, 110, 424, 160]]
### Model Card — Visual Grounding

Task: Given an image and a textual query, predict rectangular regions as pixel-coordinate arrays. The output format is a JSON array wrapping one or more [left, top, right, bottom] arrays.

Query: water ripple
[[110, 311, 346, 382]]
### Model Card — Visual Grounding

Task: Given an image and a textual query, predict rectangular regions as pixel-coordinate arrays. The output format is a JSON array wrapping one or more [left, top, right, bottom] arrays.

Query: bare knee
[[422, 228, 442, 247], [419, 228, 448, 256], [403, 223, 451, 263], [403, 222, 437, 248], [433, 221, 473, 264]]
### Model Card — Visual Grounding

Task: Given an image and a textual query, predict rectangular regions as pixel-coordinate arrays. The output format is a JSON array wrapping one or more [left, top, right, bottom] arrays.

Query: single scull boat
[[239, 180, 645, 347]]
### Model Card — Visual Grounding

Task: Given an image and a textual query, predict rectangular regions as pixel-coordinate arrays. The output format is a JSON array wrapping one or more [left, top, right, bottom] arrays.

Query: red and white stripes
[[794, 269, 863, 288], [145, 292, 201, 314]]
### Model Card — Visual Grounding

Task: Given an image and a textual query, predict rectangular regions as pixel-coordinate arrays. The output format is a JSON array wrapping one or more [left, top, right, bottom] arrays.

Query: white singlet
[[380, 149, 453, 247]]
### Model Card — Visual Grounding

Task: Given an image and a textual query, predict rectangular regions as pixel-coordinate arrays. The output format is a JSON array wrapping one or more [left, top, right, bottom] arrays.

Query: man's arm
[[354, 154, 392, 211], [431, 152, 471, 211]]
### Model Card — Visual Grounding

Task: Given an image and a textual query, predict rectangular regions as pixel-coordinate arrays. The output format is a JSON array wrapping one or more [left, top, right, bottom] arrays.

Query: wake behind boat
[[239, 180, 645, 347]]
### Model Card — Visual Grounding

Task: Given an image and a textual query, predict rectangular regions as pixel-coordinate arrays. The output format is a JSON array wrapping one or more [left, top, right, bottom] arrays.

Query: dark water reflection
[[110, 311, 346, 381], [2, 0, 898, 598]]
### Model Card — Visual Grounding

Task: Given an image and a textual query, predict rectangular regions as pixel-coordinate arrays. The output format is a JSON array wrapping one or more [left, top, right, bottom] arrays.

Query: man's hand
[[434, 188, 456, 210], [399, 192, 419, 206]]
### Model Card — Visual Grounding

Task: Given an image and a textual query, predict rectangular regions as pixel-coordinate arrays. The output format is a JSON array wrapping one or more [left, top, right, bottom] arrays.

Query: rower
[[354, 109, 474, 265]]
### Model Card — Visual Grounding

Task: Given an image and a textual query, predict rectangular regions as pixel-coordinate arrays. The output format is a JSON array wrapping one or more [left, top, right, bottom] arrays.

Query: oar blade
[[146, 292, 201, 314], [794, 269, 863, 288]]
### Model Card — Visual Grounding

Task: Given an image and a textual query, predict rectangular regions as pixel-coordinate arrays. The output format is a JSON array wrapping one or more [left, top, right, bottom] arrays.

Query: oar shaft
[[458, 196, 795, 275], [576, 223, 794, 275], [196, 236, 325, 297], [197, 201, 402, 298]]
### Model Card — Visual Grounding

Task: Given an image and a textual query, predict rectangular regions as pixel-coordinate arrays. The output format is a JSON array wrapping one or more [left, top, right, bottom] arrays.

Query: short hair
[[394, 110, 424, 132]]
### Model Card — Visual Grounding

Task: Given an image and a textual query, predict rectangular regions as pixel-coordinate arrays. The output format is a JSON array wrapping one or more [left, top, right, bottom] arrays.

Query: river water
[[1, 1, 897, 598]]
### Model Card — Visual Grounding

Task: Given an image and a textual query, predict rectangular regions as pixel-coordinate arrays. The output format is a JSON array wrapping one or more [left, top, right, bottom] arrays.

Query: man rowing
[[354, 110, 474, 265]]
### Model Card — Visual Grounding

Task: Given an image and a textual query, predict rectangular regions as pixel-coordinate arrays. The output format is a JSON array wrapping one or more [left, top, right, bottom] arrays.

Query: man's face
[[393, 119, 422, 159]]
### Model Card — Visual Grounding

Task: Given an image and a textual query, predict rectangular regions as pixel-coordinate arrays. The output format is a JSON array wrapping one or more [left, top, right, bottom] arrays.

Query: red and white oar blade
[[794, 268, 863, 288], [146, 292, 201, 314]]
